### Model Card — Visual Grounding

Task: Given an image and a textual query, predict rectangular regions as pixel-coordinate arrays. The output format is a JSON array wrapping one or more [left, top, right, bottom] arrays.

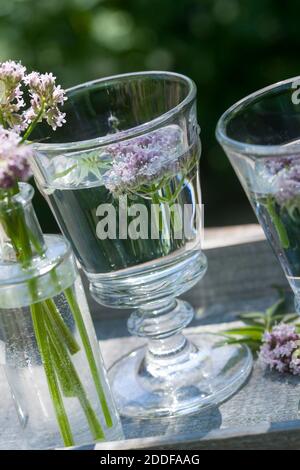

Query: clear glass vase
[[0, 183, 123, 449], [31, 71, 252, 418], [216, 77, 300, 311]]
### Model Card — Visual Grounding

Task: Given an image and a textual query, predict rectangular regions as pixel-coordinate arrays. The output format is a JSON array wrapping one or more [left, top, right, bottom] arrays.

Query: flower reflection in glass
[[253, 156, 300, 295]]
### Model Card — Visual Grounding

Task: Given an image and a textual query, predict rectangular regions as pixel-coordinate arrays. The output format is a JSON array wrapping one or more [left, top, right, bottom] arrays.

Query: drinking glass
[[0, 183, 123, 449], [32, 72, 252, 417], [217, 77, 300, 311]]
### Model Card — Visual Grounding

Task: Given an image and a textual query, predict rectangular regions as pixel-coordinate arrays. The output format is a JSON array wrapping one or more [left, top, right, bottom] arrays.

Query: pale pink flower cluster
[[259, 156, 300, 206], [0, 60, 67, 134], [0, 126, 32, 189], [24, 72, 67, 131], [259, 323, 300, 375], [0, 60, 26, 131], [103, 126, 184, 195]]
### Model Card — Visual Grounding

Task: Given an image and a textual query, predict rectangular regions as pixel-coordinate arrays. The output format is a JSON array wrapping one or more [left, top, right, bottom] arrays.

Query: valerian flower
[[0, 126, 32, 189], [264, 156, 295, 176], [0, 60, 26, 130], [24, 72, 67, 131], [103, 125, 185, 195], [274, 163, 300, 205], [259, 323, 300, 375], [255, 156, 300, 206], [0, 61, 67, 135]]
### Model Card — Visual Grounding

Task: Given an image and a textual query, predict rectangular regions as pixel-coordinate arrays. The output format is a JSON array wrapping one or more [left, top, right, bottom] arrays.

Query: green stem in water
[[0, 201, 33, 265], [53, 164, 77, 181], [43, 311, 105, 441], [64, 286, 113, 428], [5, 206, 77, 444], [266, 196, 290, 249], [156, 175, 185, 205], [44, 298, 80, 355], [1, 184, 111, 441], [30, 303, 75, 447]]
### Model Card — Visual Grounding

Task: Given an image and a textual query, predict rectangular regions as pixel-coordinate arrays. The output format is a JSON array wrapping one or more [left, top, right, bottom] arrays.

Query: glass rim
[[216, 75, 300, 157], [33, 71, 196, 153]]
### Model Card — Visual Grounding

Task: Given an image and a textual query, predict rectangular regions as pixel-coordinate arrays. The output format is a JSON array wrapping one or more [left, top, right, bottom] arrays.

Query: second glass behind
[[216, 77, 300, 311]]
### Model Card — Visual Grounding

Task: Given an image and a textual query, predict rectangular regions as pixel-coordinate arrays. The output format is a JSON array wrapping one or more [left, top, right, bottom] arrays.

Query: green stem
[[44, 299, 80, 355], [151, 190, 162, 232], [47, 334, 75, 397], [64, 286, 113, 428], [43, 311, 105, 441], [165, 185, 183, 240], [1, 184, 112, 442], [21, 101, 45, 143], [0, 112, 6, 129], [28, 229, 45, 256], [30, 303, 75, 447], [53, 164, 77, 181], [151, 190, 170, 255], [266, 196, 290, 249], [0, 201, 33, 265], [170, 175, 185, 202], [154, 176, 185, 204]]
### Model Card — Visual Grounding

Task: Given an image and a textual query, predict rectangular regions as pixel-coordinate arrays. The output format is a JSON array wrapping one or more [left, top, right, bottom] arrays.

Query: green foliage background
[[1, 0, 300, 230]]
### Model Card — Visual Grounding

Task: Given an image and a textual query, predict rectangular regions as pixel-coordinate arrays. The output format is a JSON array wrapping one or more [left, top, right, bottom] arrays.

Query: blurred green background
[[1, 0, 300, 230]]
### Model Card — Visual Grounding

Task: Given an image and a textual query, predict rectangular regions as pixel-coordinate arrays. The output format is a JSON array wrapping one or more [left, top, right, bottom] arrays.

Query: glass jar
[[0, 183, 123, 449]]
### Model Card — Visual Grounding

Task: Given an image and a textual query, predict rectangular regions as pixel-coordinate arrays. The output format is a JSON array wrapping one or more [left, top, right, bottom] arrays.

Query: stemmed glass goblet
[[32, 71, 252, 418]]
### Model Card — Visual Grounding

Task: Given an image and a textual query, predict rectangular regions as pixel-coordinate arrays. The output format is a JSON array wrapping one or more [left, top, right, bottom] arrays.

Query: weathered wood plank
[[93, 421, 300, 450]]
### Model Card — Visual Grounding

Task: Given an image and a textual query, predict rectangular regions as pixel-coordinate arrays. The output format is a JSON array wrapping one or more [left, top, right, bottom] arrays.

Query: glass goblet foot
[[109, 298, 252, 418]]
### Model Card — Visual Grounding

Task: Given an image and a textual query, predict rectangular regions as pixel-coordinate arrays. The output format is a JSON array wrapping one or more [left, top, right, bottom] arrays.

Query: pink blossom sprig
[[274, 163, 300, 205], [23, 72, 67, 133], [0, 61, 67, 192], [103, 126, 185, 195], [0, 60, 26, 131], [259, 323, 300, 375], [0, 60, 67, 139], [257, 156, 300, 206], [0, 126, 32, 189]]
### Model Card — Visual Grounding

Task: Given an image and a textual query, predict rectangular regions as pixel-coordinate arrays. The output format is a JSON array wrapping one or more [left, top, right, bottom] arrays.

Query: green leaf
[[239, 312, 265, 319], [241, 318, 265, 327], [79, 165, 89, 182], [271, 313, 299, 324], [239, 312, 266, 327], [220, 288, 297, 352], [216, 337, 261, 353], [223, 326, 264, 341], [90, 167, 103, 180], [266, 297, 285, 318]]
